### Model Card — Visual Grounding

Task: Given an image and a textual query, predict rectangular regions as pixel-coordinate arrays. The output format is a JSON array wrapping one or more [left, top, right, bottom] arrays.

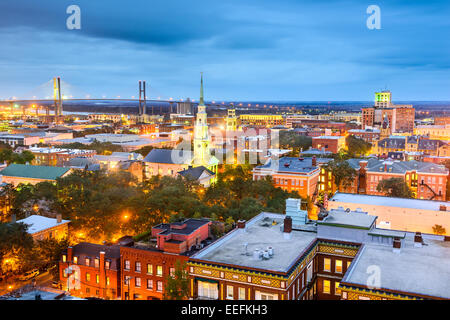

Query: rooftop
[[330, 192, 450, 212], [254, 156, 331, 174], [153, 218, 211, 236], [0, 164, 71, 180], [343, 234, 450, 299], [319, 210, 376, 230], [191, 212, 317, 273], [143, 148, 193, 164], [17, 215, 70, 234]]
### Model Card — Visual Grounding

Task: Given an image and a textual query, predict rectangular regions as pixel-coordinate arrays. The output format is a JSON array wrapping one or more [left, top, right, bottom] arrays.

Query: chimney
[[414, 232, 423, 248], [67, 246, 73, 262], [237, 220, 246, 229], [393, 237, 401, 253], [10, 214, 16, 223], [56, 214, 62, 224], [312, 156, 317, 166], [359, 160, 368, 170], [283, 216, 292, 240]]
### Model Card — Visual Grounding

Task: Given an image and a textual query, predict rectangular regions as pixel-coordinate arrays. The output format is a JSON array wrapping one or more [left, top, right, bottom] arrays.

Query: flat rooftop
[[319, 210, 376, 230], [330, 192, 449, 212], [191, 212, 317, 273], [344, 234, 450, 299]]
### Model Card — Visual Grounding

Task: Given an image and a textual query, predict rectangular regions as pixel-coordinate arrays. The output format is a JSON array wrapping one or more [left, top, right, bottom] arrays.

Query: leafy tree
[[35, 238, 70, 279], [0, 150, 35, 165], [376, 177, 414, 198], [323, 160, 357, 191], [164, 260, 189, 300], [346, 135, 372, 157], [279, 131, 312, 156], [432, 224, 446, 236], [0, 222, 34, 274]]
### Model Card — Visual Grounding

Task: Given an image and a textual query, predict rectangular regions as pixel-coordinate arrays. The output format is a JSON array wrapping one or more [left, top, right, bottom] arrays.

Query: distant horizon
[[0, 0, 449, 100]]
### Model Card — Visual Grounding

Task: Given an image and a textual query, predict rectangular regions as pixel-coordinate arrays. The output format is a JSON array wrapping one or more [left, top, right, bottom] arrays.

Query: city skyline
[[0, 0, 449, 101]]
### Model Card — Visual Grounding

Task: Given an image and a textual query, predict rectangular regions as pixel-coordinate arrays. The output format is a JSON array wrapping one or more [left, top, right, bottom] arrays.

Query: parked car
[[18, 269, 39, 281], [51, 280, 61, 289]]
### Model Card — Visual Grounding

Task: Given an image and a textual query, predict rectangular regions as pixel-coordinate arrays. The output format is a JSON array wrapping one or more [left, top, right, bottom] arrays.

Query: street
[[0, 271, 54, 296]]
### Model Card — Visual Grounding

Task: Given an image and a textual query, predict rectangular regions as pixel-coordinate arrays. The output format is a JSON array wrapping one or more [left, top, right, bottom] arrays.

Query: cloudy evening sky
[[0, 0, 449, 101]]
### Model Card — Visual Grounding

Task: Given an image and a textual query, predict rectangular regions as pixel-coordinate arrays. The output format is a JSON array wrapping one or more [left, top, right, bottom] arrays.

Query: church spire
[[199, 72, 205, 106]]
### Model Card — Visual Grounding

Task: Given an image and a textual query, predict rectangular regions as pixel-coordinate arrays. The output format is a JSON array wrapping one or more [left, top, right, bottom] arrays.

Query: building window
[[323, 258, 331, 272], [124, 260, 130, 270], [157, 281, 163, 292], [238, 287, 245, 300], [156, 266, 163, 277], [135, 261, 141, 272], [198, 281, 219, 300], [105, 260, 110, 270], [147, 264, 153, 275], [335, 260, 343, 273], [226, 285, 234, 299], [86, 288, 90, 294], [125, 276, 131, 285], [347, 261, 351, 269], [335, 282, 341, 296], [106, 277, 110, 286], [135, 277, 141, 287], [96, 290, 99, 296], [323, 280, 330, 294], [85, 258, 90, 266], [147, 279, 153, 290], [169, 267, 175, 278], [86, 273, 91, 282], [62, 255, 67, 263], [96, 275, 100, 284], [73, 256, 78, 264], [94, 258, 99, 268]]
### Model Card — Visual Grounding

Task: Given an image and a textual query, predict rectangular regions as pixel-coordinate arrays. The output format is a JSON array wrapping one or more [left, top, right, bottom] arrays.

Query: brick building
[[120, 218, 212, 300], [252, 156, 332, 199], [59, 243, 121, 300], [321, 158, 449, 201], [312, 136, 346, 154]]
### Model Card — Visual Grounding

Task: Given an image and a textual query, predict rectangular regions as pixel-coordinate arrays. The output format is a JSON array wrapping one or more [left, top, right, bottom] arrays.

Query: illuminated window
[[106, 277, 110, 286], [85, 257, 90, 266], [135, 277, 141, 287], [135, 261, 141, 272], [94, 258, 99, 268], [170, 267, 175, 277], [147, 279, 153, 290], [238, 287, 245, 300], [62, 255, 67, 263], [86, 273, 91, 282], [335, 260, 343, 273], [147, 264, 153, 275], [323, 280, 330, 294], [335, 282, 341, 296], [347, 261, 351, 269], [157, 266, 163, 277], [124, 260, 130, 270], [96, 275, 100, 284], [323, 258, 331, 272], [105, 260, 110, 269], [226, 285, 234, 299], [157, 281, 163, 292], [73, 256, 78, 264]]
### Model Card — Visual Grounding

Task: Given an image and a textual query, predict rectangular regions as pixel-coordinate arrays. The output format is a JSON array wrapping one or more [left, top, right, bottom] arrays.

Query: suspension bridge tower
[[53, 77, 63, 124]]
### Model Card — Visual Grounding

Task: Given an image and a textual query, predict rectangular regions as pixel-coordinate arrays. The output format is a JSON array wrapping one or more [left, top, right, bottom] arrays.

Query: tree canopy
[[376, 177, 414, 198], [323, 160, 357, 191]]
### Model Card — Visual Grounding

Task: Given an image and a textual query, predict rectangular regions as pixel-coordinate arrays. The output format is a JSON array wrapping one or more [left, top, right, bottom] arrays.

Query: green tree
[[164, 260, 189, 300], [0, 222, 34, 274], [35, 238, 70, 279], [346, 135, 372, 157], [432, 224, 446, 236], [323, 160, 357, 191], [376, 177, 414, 198]]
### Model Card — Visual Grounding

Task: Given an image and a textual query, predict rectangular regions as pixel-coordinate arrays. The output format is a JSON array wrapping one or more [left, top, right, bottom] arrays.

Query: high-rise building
[[362, 91, 415, 133]]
